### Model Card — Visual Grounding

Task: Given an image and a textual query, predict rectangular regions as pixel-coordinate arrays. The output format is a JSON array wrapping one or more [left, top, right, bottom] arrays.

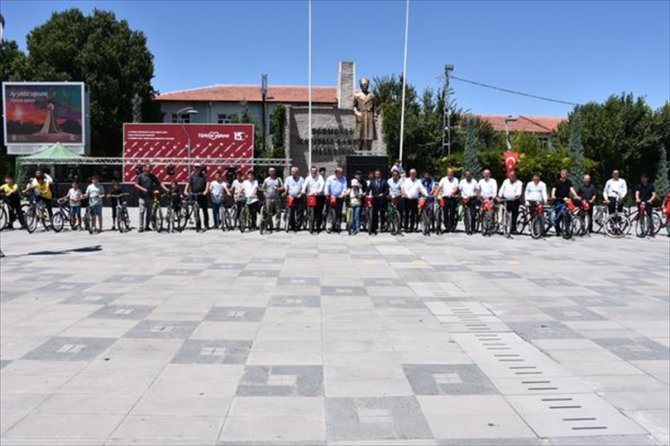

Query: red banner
[[504, 151, 519, 176], [122, 123, 254, 183]]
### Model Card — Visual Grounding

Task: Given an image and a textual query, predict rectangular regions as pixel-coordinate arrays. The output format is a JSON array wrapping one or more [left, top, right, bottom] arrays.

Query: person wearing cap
[[185, 163, 210, 231], [348, 178, 363, 234], [400, 168, 428, 232]]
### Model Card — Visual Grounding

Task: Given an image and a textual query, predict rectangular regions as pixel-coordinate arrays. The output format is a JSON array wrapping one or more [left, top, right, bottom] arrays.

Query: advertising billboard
[[2, 82, 86, 148], [123, 123, 254, 183]]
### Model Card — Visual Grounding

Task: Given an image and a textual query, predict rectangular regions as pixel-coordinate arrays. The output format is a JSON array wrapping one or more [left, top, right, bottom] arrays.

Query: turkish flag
[[504, 151, 519, 176]]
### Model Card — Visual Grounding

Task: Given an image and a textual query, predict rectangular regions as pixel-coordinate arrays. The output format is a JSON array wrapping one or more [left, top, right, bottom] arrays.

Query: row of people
[[2, 165, 666, 235]]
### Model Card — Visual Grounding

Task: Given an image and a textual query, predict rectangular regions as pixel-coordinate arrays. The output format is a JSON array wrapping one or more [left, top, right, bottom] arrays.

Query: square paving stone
[[157, 268, 203, 276], [477, 271, 521, 279], [325, 396, 433, 441], [529, 278, 577, 287], [402, 364, 499, 395], [363, 278, 407, 287], [205, 306, 266, 322], [371, 296, 425, 309], [270, 296, 321, 308], [239, 269, 280, 278], [180, 256, 217, 264], [1, 359, 13, 369], [61, 293, 122, 305], [565, 295, 626, 307], [236, 365, 323, 396], [103, 274, 153, 284], [541, 307, 606, 321], [89, 305, 156, 320], [277, 277, 320, 286], [171, 340, 252, 364], [593, 337, 670, 361], [586, 285, 639, 296], [37, 281, 97, 293], [321, 286, 368, 296], [207, 263, 246, 270], [509, 321, 583, 340], [22, 336, 116, 362], [124, 320, 198, 339]]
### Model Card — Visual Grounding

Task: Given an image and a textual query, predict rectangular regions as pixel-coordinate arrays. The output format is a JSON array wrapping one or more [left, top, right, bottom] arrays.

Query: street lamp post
[[443, 64, 454, 156], [504, 115, 517, 151], [175, 106, 199, 174]]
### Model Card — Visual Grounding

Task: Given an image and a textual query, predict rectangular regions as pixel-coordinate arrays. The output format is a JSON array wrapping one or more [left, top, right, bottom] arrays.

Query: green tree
[[131, 94, 142, 123], [568, 106, 585, 178], [656, 145, 670, 198], [270, 104, 286, 159], [462, 117, 482, 175], [555, 94, 656, 185], [19, 8, 162, 156]]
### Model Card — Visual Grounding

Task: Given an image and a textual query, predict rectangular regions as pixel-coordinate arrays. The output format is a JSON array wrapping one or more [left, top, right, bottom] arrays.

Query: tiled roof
[[478, 115, 566, 134], [156, 84, 338, 104]]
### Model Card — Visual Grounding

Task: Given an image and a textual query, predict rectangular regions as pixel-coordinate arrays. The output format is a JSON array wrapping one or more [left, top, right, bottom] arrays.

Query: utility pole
[[442, 64, 454, 156], [261, 74, 268, 154]]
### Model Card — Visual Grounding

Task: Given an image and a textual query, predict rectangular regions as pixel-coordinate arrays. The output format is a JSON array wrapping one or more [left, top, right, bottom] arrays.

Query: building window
[[217, 114, 233, 124], [171, 113, 192, 123]]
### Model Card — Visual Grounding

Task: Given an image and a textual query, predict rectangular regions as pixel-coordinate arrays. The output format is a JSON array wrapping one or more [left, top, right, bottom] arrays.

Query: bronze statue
[[353, 78, 377, 151]]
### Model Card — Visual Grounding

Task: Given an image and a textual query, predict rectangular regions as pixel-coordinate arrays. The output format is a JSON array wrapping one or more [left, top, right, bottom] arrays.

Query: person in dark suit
[[368, 169, 388, 234]]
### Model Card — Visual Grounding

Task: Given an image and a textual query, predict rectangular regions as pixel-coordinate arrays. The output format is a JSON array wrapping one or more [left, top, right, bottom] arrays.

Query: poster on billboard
[[123, 123, 254, 183], [2, 82, 86, 148]]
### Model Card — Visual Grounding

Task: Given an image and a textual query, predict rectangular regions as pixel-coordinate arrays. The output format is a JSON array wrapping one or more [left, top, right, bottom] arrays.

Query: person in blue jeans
[[349, 179, 362, 234]]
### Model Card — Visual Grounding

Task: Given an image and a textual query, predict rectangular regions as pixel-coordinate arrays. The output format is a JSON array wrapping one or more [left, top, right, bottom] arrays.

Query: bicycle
[[51, 198, 79, 232], [603, 204, 630, 238], [462, 197, 478, 235], [284, 195, 303, 233], [498, 200, 513, 238], [305, 194, 319, 234], [382, 196, 402, 235], [480, 198, 496, 237], [549, 200, 574, 239], [179, 193, 203, 232], [626, 205, 663, 236], [82, 203, 94, 234], [108, 193, 131, 233], [634, 202, 654, 238], [326, 196, 344, 234], [163, 193, 181, 234], [418, 197, 432, 236], [150, 191, 164, 232], [363, 195, 373, 234], [0, 193, 9, 231], [24, 194, 52, 234]]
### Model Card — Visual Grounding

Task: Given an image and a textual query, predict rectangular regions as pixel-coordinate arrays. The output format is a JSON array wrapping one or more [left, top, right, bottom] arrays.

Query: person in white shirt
[[65, 180, 83, 229], [391, 159, 405, 177], [478, 169, 498, 200], [498, 171, 523, 232], [285, 166, 305, 231], [230, 171, 246, 223], [603, 169, 628, 214], [435, 167, 460, 232], [209, 171, 227, 228], [261, 167, 284, 231], [400, 168, 428, 232], [388, 170, 403, 199], [324, 167, 348, 232], [524, 172, 548, 205], [242, 171, 259, 229], [459, 170, 479, 235], [303, 166, 326, 232]]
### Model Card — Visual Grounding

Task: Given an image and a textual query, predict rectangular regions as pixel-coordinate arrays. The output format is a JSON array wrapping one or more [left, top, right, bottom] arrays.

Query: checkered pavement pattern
[[1, 229, 668, 445]]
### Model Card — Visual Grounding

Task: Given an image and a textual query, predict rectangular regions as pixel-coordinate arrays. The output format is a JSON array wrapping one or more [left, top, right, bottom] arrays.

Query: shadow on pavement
[[1, 245, 103, 258]]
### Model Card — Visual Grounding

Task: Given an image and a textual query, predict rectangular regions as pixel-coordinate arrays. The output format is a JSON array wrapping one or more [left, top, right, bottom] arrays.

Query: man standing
[[635, 173, 657, 236], [459, 170, 479, 235], [603, 169, 628, 214], [497, 171, 523, 233], [401, 169, 428, 232], [303, 166, 325, 232], [368, 169, 388, 234], [525, 172, 548, 207], [285, 167, 305, 231], [391, 159, 405, 177], [134, 164, 167, 232], [242, 171, 260, 230], [388, 169, 403, 231], [478, 169, 498, 202], [551, 169, 578, 235], [435, 168, 459, 232], [261, 167, 284, 231], [576, 174, 596, 232], [185, 163, 210, 231], [325, 167, 347, 232]]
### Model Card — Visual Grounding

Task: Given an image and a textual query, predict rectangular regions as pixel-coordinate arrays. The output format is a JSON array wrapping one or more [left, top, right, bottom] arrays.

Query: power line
[[451, 75, 578, 106]]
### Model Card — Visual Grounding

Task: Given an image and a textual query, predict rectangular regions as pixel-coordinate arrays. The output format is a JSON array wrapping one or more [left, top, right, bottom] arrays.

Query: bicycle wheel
[[435, 208, 443, 235], [152, 207, 164, 232], [193, 204, 201, 232], [652, 212, 662, 235], [604, 213, 627, 238], [25, 208, 38, 233], [240, 207, 249, 233], [531, 215, 544, 239], [391, 209, 401, 235], [51, 211, 65, 233], [85, 211, 93, 234], [346, 209, 353, 235], [421, 210, 431, 236], [307, 207, 315, 234], [326, 209, 336, 234], [464, 207, 472, 234], [560, 212, 573, 239], [503, 210, 512, 238], [636, 213, 650, 238], [0, 206, 7, 231], [572, 215, 584, 237], [482, 211, 493, 236]]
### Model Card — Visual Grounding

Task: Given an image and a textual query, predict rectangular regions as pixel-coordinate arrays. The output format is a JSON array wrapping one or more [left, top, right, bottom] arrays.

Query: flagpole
[[307, 0, 313, 169], [399, 0, 410, 164]]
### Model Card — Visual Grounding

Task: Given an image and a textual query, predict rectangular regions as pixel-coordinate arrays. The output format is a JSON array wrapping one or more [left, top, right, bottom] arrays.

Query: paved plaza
[[1, 224, 669, 445]]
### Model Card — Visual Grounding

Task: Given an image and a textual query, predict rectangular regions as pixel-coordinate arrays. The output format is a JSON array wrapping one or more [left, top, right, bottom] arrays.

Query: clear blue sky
[[2, 0, 669, 117]]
